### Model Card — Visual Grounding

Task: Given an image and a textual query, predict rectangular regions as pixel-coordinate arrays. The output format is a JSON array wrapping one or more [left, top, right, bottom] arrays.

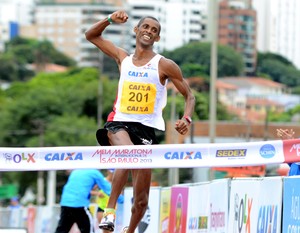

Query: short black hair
[[137, 16, 161, 35]]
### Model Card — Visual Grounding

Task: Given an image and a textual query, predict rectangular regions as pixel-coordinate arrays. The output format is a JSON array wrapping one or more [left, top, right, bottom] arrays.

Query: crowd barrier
[[1, 139, 300, 171], [0, 176, 299, 233]]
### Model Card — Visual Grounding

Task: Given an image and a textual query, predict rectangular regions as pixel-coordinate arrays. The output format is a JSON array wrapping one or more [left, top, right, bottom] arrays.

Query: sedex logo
[[216, 149, 247, 157]]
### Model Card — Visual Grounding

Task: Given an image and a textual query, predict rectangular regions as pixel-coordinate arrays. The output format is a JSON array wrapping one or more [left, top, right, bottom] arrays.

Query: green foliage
[[291, 86, 300, 95], [0, 36, 76, 81], [257, 52, 294, 67], [0, 67, 100, 146], [162, 42, 244, 77], [268, 104, 300, 122], [0, 67, 118, 199], [181, 63, 207, 78], [26, 114, 97, 147], [163, 90, 233, 121], [268, 112, 291, 122], [256, 52, 300, 89], [0, 53, 20, 81]]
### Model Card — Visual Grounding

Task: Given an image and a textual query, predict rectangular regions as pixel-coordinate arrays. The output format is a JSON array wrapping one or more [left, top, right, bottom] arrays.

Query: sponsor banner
[[123, 187, 161, 233], [209, 141, 283, 167], [0, 230, 27, 233], [282, 176, 300, 233], [209, 179, 229, 233], [228, 178, 261, 233], [169, 186, 189, 233], [228, 177, 283, 233], [34, 206, 53, 233], [159, 187, 171, 233], [282, 139, 300, 163], [115, 203, 124, 233], [0, 140, 288, 171], [257, 177, 282, 233], [186, 183, 210, 233]]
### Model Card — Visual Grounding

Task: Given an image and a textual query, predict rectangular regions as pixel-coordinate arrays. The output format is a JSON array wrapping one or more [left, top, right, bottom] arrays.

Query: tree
[[0, 67, 107, 200], [256, 52, 300, 91], [0, 37, 76, 82], [0, 67, 99, 146], [162, 42, 244, 78], [163, 90, 234, 123]]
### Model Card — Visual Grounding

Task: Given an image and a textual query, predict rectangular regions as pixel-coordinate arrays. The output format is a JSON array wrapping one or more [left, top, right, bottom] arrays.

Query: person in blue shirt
[[55, 169, 123, 233], [8, 196, 21, 209], [277, 128, 300, 176]]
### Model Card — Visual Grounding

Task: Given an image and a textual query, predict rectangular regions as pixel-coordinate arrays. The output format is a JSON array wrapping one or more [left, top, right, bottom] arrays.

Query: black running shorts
[[96, 121, 159, 146]]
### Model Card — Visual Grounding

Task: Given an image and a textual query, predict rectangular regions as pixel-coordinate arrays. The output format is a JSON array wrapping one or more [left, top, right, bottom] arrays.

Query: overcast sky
[[0, 0, 34, 24]]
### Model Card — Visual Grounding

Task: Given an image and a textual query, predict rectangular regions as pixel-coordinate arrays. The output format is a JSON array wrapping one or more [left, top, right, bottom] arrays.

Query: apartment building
[[216, 77, 299, 122], [218, 0, 257, 75], [54, 0, 123, 6], [126, 0, 207, 53], [252, 0, 300, 69], [23, 0, 208, 67], [29, 3, 129, 67]]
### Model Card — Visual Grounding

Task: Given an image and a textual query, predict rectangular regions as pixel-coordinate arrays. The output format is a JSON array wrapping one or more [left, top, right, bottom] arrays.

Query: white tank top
[[107, 54, 168, 131]]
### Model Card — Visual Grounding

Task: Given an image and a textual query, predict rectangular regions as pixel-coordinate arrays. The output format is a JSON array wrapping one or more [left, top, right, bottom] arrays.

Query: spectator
[[8, 196, 21, 209], [90, 169, 115, 224], [276, 128, 300, 176], [55, 169, 123, 233]]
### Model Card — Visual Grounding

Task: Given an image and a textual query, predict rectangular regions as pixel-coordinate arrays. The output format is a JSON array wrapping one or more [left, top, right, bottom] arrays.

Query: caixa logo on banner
[[164, 151, 202, 160], [257, 205, 278, 233], [44, 152, 83, 161]]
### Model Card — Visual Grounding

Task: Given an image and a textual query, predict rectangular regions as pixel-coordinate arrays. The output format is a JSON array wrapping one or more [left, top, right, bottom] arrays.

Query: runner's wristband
[[182, 116, 192, 125], [107, 14, 113, 24]]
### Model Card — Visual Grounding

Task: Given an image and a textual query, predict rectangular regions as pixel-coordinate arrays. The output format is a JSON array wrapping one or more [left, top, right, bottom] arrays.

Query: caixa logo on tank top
[[128, 71, 149, 78]]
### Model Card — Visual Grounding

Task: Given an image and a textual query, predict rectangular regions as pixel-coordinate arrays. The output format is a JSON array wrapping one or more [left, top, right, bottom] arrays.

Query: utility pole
[[35, 119, 45, 205], [193, 0, 219, 182], [168, 87, 179, 186], [34, 119, 56, 206], [209, 0, 218, 144]]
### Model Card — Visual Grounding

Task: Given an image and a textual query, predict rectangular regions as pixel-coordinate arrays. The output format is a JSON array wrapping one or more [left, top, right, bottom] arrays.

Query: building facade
[[126, 0, 208, 53], [252, 0, 300, 69], [30, 3, 129, 67], [25, 0, 208, 67], [218, 0, 257, 75]]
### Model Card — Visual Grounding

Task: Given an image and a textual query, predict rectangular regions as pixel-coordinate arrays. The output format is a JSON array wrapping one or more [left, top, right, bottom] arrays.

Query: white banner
[[209, 179, 229, 233], [0, 139, 295, 171], [228, 177, 283, 233], [228, 178, 261, 233], [123, 187, 161, 233], [186, 183, 210, 233]]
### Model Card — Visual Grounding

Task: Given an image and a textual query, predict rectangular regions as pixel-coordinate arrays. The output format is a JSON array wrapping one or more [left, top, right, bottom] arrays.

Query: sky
[[0, 0, 34, 24]]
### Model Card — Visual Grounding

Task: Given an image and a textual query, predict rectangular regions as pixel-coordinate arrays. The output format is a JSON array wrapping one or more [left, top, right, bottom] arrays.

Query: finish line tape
[[1, 139, 300, 171]]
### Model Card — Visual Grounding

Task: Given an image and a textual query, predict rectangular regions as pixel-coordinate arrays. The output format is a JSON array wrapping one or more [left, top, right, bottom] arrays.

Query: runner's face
[[135, 18, 160, 46]]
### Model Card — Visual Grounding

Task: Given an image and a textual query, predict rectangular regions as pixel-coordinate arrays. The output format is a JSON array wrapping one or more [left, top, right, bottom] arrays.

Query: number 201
[[129, 92, 149, 102]]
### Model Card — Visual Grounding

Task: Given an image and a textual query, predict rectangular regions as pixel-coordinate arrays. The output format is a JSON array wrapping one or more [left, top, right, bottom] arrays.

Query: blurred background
[[0, 0, 299, 213]]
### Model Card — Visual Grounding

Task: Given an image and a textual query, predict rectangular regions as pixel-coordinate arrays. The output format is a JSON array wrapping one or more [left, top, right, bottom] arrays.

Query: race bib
[[120, 81, 157, 114]]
